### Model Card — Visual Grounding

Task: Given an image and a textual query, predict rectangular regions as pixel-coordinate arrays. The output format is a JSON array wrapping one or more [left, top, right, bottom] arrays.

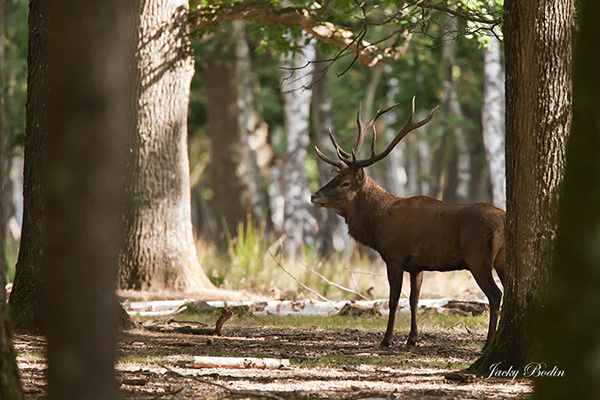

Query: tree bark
[[439, 13, 469, 203], [279, 35, 318, 256], [119, 0, 213, 290], [533, 0, 600, 397], [470, 0, 573, 372], [203, 35, 247, 242], [8, 0, 49, 334], [0, 0, 24, 394], [202, 23, 270, 243], [383, 66, 408, 197], [312, 51, 344, 256], [482, 35, 506, 209], [232, 21, 270, 222], [43, 0, 131, 397]]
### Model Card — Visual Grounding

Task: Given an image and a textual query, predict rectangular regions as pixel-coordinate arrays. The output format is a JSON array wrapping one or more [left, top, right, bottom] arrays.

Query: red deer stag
[[311, 98, 505, 349]]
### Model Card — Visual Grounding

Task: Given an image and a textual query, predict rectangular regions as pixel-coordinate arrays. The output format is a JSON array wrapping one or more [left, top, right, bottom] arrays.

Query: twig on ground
[[149, 385, 189, 400], [213, 309, 234, 336], [142, 306, 189, 327], [267, 250, 332, 302], [159, 364, 287, 400], [299, 260, 369, 300]]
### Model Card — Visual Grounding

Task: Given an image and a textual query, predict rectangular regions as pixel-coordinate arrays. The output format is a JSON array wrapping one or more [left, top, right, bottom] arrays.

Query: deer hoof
[[406, 337, 417, 346], [380, 339, 392, 348]]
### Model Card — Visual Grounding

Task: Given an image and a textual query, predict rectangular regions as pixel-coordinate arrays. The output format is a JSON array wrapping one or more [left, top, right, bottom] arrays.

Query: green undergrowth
[[196, 216, 390, 300], [158, 306, 489, 334]]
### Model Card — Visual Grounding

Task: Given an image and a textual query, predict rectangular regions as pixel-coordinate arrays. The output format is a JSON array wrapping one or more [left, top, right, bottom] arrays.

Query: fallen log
[[192, 356, 291, 369]]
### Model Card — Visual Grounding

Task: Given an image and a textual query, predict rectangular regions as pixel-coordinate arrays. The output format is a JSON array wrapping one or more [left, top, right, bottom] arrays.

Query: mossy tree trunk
[[533, 0, 600, 397], [0, 0, 24, 394], [8, 0, 48, 334], [470, 0, 573, 373], [119, 0, 213, 291]]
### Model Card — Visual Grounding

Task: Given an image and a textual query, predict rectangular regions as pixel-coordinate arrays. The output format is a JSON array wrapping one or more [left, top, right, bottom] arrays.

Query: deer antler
[[315, 97, 438, 170], [353, 97, 438, 168]]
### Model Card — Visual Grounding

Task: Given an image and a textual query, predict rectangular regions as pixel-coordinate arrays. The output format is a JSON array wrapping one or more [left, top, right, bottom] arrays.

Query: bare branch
[[267, 250, 332, 301], [299, 260, 369, 300]]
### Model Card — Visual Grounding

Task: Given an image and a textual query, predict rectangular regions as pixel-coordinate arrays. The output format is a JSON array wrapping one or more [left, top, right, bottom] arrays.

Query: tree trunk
[[470, 0, 573, 372], [439, 13, 469, 203], [312, 51, 343, 256], [203, 35, 247, 242], [482, 35, 506, 209], [202, 23, 270, 243], [43, 0, 131, 397], [383, 65, 408, 197], [8, 0, 49, 334], [233, 21, 270, 223], [120, 0, 213, 290], [279, 35, 318, 256], [0, 0, 24, 393], [533, 0, 600, 397]]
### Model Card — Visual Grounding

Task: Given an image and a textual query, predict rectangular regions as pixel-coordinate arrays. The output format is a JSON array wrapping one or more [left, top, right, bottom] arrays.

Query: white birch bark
[[279, 35, 318, 255], [482, 36, 506, 209], [383, 66, 407, 197]]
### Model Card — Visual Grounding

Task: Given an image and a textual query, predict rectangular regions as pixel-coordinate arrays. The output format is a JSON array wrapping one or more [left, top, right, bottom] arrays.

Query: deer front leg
[[381, 261, 404, 347], [407, 271, 423, 346]]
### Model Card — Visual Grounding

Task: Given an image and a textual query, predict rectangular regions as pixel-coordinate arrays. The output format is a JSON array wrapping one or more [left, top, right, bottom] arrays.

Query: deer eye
[[340, 181, 351, 188]]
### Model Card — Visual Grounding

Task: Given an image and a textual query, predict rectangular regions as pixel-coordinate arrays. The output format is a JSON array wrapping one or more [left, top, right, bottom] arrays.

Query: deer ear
[[331, 169, 340, 176], [357, 168, 365, 181]]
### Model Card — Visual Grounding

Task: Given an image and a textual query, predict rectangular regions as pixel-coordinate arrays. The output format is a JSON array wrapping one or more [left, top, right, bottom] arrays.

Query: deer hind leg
[[467, 253, 502, 350], [493, 242, 506, 287], [381, 261, 405, 348], [407, 271, 423, 346]]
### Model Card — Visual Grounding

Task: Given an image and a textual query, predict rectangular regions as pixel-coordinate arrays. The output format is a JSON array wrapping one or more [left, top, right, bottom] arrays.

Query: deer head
[[311, 97, 438, 215]]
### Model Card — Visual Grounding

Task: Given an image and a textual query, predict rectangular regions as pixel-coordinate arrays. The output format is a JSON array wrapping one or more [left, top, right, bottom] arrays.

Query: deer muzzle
[[311, 193, 326, 207]]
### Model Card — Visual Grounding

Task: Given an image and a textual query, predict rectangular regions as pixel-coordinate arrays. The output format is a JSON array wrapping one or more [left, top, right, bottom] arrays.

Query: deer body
[[311, 98, 505, 349], [345, 176, 505, 273]]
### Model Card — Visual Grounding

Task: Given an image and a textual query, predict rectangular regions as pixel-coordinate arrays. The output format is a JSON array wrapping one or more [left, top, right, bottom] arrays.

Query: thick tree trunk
[[482, 36, 506, 209], [8, 0, 48, 334], [279, 35, 318, 256], [533, 1, 600, 397], [43, 0, 131, 397], [0, 0, 24, 394], [471, 0, 573, 372], [120, 0, 212, 290]]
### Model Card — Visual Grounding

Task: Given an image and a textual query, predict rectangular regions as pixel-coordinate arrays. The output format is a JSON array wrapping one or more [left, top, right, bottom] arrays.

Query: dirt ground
[[15, 317, 532, 400]]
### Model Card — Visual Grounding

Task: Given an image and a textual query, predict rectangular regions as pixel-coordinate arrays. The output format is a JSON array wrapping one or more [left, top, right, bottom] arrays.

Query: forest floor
[[15, 308, 532, 400]]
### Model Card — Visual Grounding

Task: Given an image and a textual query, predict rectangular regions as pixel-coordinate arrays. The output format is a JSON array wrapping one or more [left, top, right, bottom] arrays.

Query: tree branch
[[190, 0, 407, 68]]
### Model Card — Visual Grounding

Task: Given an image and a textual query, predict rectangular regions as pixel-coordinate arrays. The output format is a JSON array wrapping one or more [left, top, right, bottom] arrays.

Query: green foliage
[[3, 0, 28, 147]]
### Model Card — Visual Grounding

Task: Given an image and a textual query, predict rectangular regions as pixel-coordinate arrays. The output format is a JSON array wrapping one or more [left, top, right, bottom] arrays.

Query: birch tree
[[482, 35, 506, 209], [279, 35, 318, 255]]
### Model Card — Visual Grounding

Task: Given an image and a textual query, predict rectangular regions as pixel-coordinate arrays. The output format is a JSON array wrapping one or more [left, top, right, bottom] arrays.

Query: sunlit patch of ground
[[16, 312, 531, 399]]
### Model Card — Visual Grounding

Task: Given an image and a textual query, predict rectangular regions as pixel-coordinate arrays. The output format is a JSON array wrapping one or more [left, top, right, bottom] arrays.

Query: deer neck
[[345, 176, 395, 250]]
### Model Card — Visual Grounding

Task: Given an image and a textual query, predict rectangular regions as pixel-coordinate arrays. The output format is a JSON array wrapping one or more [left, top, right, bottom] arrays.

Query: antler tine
[[353, 97, 439, 169], [315, 146, 345, 169], [328, 128, 352, 160], [356, 102, 400, 155], [370, 124, 377, 159]]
